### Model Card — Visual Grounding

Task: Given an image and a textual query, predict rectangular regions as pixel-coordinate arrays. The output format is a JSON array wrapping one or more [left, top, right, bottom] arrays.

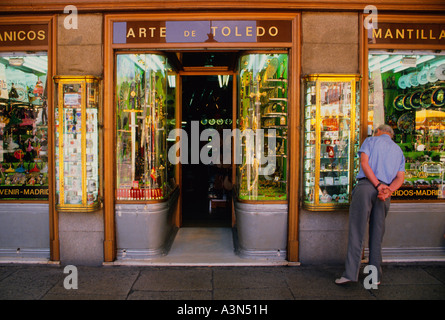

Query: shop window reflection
[[368, 51, 445, 201], [0, 52, 49, 200], [115, 54, 176, 201]]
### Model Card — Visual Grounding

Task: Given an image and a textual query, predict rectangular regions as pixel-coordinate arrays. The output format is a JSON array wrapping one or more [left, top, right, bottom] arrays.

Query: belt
[[358, 177, 388, 185]]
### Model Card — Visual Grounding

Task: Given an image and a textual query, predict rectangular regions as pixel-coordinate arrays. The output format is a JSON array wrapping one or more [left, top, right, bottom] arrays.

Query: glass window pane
[[368, 51, 445, 201], [237, 53, 288, 201], [319, 81, 353, 204], [115, 54, 175, 200], [0, 52, 49, 200]]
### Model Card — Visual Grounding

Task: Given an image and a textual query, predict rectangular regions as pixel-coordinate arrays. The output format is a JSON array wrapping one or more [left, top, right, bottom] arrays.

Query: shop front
[[103, 13, 301, 262], [361, 14, 445, 260], [1, 3, 444, 267], [0, 16, 57, 261]]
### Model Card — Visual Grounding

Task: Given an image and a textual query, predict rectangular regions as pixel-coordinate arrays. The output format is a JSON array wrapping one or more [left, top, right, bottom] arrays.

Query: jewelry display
[[303, 74, 361, 210]]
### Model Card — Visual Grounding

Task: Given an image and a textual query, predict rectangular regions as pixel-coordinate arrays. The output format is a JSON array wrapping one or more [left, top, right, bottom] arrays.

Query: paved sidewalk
[[1, 262, 444, 301]]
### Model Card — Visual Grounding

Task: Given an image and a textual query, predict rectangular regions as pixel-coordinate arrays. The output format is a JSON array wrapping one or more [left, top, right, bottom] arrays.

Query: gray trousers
[[343, 179, 391, 281]]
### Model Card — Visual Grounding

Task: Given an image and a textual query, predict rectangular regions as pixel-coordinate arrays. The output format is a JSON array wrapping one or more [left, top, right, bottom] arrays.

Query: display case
[[237, 53, 288, 201], [115, 53, 177, 201], [54, 76, 102, 212], [303, 74, 361, 210]]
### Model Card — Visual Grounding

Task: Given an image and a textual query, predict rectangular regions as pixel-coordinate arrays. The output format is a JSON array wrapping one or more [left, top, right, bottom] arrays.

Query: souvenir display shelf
[[303, 74, 361, 210], [54, 76, 102, 212], [237, 53, 288, 201], [115, 53, 176, 202]]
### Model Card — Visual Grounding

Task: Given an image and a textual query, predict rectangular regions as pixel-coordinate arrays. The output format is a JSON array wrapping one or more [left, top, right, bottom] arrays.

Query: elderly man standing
[[335, 124, 405, 285]]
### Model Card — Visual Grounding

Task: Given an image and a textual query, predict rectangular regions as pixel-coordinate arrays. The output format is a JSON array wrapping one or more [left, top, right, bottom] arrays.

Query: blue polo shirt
[[356, 134, 405, 185]]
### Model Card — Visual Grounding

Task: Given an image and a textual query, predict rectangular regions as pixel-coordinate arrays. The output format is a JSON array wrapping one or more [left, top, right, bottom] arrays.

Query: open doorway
[[181, 75, 233, 227]]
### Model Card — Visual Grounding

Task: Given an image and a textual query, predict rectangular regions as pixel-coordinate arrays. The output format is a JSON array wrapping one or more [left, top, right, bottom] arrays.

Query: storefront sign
[[368, 23, 445, 45], [113, 20, 292, 44], [0, 186, 49, 199], [0, 24, 48, 46]]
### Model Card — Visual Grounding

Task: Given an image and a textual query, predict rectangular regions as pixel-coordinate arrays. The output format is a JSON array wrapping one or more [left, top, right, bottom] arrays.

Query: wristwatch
[[375, 182, 381, 189]]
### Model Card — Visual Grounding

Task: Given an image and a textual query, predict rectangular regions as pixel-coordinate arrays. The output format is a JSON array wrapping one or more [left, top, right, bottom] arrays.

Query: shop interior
[[181, 74, 234, 227]]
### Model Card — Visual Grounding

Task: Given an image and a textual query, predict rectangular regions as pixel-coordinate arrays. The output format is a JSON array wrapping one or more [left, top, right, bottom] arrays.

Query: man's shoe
[[335, 277, 352, 285]]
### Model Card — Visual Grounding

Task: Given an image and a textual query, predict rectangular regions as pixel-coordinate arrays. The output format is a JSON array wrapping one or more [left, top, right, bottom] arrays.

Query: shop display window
[[115, 53, 176, 201], [236, 53, 288, 201], [368, 51, 445, 201], [0, 52, 49, 200], [54, 76, 101, 211], [303, 74, 361, 210]]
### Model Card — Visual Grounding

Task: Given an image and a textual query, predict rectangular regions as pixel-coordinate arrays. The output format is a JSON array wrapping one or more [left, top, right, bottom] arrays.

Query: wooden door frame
[[0, 15, 58, 261]]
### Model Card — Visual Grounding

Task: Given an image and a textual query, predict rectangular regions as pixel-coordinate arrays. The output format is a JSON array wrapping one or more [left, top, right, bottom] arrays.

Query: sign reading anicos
[[0, 24, 48, 46], [113, 20, 292, 44]]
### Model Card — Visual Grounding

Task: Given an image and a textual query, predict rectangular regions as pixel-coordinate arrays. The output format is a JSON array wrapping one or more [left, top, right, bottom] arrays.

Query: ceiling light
[[8, 58, 24, 66]]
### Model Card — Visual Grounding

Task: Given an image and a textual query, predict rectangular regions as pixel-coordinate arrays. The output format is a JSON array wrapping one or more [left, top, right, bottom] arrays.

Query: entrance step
[[112, 227, 287, 266]]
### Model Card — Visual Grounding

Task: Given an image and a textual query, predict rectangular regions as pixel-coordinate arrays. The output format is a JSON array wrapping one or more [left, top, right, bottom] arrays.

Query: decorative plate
[[398, 75, 408, 89], [435, 63, 445, 81], [410, 90, 422, 109], [417, 68, 429, 85], [397, 112, 415, 132], [393, 95, 405, 111], [427, 66, 438, 83], [402, 93, 413, 110], [432, 86, 445, 107], [409, 72, 419, 87], [420, 88, 434, 108]]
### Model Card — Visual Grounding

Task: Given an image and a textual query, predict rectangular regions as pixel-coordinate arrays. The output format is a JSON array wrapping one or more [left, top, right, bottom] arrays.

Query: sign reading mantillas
[[369, 23, 445, 45], [113, 20, 292, 44]]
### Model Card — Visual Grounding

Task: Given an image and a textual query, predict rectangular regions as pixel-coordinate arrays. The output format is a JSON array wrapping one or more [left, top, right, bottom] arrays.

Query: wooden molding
[[1, 0, 445, 13]]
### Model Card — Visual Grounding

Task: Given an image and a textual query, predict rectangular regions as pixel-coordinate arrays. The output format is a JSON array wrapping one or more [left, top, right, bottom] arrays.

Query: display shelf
[[303, 74, 360, 210]]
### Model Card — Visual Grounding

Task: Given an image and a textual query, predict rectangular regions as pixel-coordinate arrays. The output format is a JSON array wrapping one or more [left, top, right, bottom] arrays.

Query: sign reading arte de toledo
[[113, 20, 292, 44]]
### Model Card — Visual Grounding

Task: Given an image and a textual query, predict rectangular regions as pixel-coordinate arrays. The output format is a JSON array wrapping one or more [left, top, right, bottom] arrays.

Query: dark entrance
[[181, 75, 233, 227]]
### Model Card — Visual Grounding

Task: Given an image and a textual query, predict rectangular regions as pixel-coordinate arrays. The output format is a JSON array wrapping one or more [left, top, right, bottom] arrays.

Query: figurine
[[9, 83, 19, 99]]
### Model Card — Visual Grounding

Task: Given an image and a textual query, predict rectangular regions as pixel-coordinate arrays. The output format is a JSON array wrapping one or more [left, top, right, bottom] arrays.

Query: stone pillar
[[299, 12, 359, 264], [57, 13, 104, 266]]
